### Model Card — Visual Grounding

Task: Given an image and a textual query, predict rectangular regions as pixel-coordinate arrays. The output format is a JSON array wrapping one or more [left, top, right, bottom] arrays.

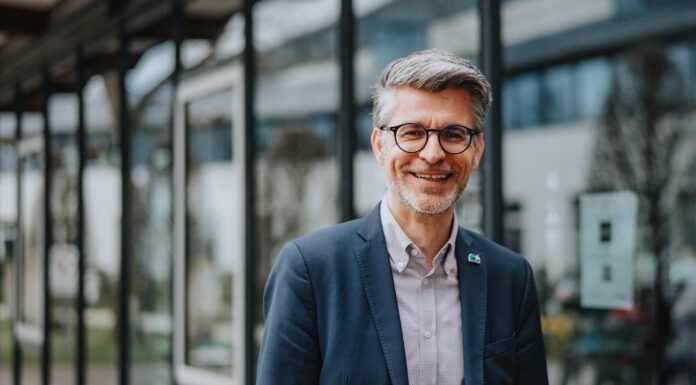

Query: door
[[173, 62, 246, 385]]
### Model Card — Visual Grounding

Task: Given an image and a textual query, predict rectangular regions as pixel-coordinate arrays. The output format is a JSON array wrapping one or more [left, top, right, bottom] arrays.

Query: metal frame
[[75, 44, 87, 385], [12, 82, 23, 385], [41, 63, 53, 385], [338, 0, 356, 222], [242, 1, 256, 384], [479, 0, 504, 244], [118, 22, 132, 385], [173, 62, 247, 385]]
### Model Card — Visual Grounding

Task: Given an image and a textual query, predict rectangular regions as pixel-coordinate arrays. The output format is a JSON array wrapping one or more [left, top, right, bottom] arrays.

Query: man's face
[[371, 86, 485, 216]]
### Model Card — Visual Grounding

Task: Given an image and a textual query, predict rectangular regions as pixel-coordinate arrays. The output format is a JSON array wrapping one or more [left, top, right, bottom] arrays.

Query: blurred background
[[0, 0, 695, 384]]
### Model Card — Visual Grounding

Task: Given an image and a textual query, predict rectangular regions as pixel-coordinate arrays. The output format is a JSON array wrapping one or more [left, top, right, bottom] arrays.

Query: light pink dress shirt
[[380, 199, 464, 385]]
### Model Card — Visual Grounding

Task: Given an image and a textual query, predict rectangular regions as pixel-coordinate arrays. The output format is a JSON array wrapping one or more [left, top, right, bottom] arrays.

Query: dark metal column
[[338, 0, 356, 221], [117, 23, 132, 385], [170, 0, 183, 381], [243, 1, 256, 383], [41, 64, 53, 385], [13, 83, 23, 385], [479, 0, 504, 244], [75, 45, 87, 385]]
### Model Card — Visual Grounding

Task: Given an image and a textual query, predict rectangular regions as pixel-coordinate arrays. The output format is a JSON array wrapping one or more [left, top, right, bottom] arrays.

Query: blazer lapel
[[354, 205, 409, 385], [457, 230, 487, 385]]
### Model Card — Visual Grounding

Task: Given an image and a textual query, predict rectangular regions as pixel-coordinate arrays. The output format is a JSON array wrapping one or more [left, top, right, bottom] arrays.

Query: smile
[[412, 172, 451, 181]]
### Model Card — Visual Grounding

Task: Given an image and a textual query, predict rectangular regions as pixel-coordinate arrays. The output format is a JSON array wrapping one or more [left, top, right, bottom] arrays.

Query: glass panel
[[19, 137, 44, 327], [126, 40, 174, 385], [18, 112, 44, 383], [576, 57, 611, 120], [668, 42, 695, 103], [253, 0, 341, 357], [84, 72, 120, 385], [48, 93, 79, 385], [516, 72, 542, 128], [541, 65, 575, 124], [184, 88, 237, 375], [0, 113, 17, 385]]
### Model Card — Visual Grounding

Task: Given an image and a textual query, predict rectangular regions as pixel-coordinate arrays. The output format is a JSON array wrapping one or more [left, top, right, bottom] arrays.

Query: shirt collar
[[380, 196, 459, 275]]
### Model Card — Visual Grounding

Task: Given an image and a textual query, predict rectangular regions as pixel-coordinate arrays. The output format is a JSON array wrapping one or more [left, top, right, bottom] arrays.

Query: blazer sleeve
[[514, 262, 549, 385], [256, 241, 321, 385]]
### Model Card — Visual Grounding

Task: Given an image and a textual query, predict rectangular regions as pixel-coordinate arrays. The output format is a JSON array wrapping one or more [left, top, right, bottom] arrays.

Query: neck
[[386, 193, 454, 270]]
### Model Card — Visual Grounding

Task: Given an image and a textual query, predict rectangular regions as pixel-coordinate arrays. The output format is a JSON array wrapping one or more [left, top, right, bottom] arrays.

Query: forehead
[[388, 86, 475, 125]]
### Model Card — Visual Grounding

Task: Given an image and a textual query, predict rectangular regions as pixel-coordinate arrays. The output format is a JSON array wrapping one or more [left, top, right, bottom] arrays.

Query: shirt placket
[[418, 256, 438, 385]]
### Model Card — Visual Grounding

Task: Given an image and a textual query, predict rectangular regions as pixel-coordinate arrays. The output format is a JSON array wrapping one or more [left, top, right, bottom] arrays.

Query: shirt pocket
[[483, 334, 515, 385]]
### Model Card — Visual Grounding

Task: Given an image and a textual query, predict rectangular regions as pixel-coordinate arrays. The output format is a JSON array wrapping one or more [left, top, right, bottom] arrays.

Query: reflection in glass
[[0, 122, 17, 384], [184, 89, 237, 375], [541, 65, 574, 124], [576, 58, 611, 120], [19, 146, 44, 327], [253, 0, 341, 358], [84, 73, 120, 385], [127, 40, 175, 385], [501, 37, 696, 382], [49, 93, 79, 385]]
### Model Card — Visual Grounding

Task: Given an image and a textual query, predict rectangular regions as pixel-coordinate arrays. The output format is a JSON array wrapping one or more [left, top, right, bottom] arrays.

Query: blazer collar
[[354, 204, 409, 385], [456, 229, 487, 385]]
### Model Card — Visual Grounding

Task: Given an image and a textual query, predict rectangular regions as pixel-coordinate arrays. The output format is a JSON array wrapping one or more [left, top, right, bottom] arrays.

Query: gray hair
[[372, 49, 492, 131]]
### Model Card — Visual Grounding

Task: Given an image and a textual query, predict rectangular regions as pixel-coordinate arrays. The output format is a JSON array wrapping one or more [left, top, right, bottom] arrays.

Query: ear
[[371, 128, 385, 165], [471, 132, 485, 169]]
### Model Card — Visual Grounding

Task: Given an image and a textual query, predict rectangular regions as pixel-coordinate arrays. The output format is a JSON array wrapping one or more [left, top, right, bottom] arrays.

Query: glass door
[[173, 63, 246, 385]]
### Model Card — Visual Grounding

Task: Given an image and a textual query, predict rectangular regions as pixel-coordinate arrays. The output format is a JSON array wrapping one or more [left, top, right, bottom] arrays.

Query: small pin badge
[[468, 253, 481, 264]]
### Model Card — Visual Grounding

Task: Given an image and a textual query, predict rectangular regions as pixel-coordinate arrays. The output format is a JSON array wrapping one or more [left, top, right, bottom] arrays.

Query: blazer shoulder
[[461, 228, 532, 277], [285, 218, 364, 264]]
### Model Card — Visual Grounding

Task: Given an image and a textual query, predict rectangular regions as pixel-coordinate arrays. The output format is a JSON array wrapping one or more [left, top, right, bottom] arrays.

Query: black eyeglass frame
[[380, 123, 481, 155]]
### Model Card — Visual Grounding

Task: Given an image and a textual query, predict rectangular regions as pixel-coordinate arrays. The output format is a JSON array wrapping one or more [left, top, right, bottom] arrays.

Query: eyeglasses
[[380, 123, 481, 154]]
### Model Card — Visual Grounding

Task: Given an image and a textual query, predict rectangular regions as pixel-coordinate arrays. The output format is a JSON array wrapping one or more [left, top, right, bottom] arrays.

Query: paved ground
[[1, 362, 170, 385], [3, 359, 590, 385]]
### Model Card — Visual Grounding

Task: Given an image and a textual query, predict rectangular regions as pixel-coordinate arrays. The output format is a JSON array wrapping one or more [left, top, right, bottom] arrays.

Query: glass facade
[[1, 0, 695, 384]]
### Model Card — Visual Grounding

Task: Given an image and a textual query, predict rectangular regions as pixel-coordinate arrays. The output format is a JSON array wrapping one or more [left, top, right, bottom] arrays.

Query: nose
[[418, 131, 447, 164]]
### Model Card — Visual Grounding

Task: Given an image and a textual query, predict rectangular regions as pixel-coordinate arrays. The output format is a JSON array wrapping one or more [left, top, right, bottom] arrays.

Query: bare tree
[[588, 45, 695, 384], [256, 128, 331, 324]]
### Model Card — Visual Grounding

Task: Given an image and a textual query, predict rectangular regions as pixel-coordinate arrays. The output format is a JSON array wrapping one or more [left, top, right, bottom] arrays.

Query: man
[[257, 49, 549, 385]]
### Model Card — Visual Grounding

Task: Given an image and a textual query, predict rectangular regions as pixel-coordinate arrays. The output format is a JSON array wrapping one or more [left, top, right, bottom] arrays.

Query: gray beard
[[388, 176, 466, 216]]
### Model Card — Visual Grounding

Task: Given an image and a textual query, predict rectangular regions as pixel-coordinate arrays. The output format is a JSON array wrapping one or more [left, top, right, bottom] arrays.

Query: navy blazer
[[257, 204, 549, 385]]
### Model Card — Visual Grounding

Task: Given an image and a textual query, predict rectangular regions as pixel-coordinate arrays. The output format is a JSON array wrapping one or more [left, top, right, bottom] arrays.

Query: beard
[[388, 171, 466, 215]]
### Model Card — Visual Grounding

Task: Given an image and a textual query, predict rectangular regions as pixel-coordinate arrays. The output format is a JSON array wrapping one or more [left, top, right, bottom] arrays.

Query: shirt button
[[397, 261, 406, 269], [424, 330, 432, 338], [410, 249, 418, 257]]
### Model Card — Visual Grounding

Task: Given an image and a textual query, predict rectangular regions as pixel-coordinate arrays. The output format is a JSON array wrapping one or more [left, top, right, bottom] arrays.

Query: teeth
[[414, 173, 448, 180]]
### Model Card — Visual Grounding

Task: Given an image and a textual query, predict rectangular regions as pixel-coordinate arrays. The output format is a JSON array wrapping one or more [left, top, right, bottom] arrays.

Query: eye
[[440, 126, 468, 142], [397, 124, 426, 140]]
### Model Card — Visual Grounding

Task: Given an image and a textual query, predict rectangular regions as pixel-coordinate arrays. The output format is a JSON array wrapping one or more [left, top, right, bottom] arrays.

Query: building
[[1, 0, 695, 384]]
